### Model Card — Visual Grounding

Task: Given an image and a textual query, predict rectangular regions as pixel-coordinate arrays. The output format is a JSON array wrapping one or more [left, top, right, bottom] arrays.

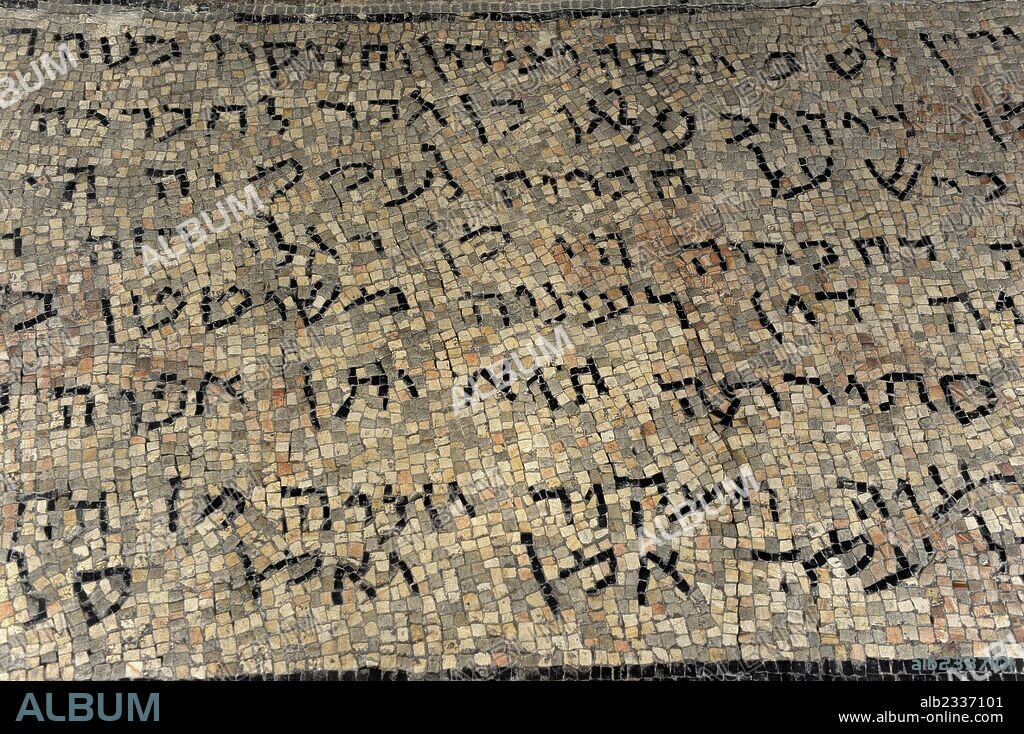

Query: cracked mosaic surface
[[1, 0, 1024, 679]]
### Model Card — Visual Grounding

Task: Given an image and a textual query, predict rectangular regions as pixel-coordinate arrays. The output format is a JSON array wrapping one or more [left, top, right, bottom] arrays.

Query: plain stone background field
[[1, 0, 1023, 678]]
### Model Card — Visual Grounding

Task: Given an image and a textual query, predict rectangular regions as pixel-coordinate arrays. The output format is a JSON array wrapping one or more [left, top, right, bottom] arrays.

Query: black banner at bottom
[[0, 673, 1020, 729]]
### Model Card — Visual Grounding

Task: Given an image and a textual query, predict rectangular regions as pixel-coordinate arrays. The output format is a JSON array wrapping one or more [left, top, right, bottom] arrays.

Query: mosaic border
[[0, 0, 820, 19], [221, 659, 1024, 680]]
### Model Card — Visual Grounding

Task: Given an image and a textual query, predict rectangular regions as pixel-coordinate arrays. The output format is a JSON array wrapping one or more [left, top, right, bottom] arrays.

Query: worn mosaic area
[[1, 1, 1024, 679]]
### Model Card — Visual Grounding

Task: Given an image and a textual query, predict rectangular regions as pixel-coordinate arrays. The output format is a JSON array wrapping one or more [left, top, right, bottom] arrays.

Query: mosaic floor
[[1, 0, 1024, 679]]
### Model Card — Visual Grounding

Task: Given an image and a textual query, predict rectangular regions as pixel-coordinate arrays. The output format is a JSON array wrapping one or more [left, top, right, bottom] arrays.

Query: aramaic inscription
[[1, 2, 1023, 678]]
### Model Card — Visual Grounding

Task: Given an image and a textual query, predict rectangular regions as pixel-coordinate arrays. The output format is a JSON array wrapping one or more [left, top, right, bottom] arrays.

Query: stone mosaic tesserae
[[0, 0, 1023, 680]]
